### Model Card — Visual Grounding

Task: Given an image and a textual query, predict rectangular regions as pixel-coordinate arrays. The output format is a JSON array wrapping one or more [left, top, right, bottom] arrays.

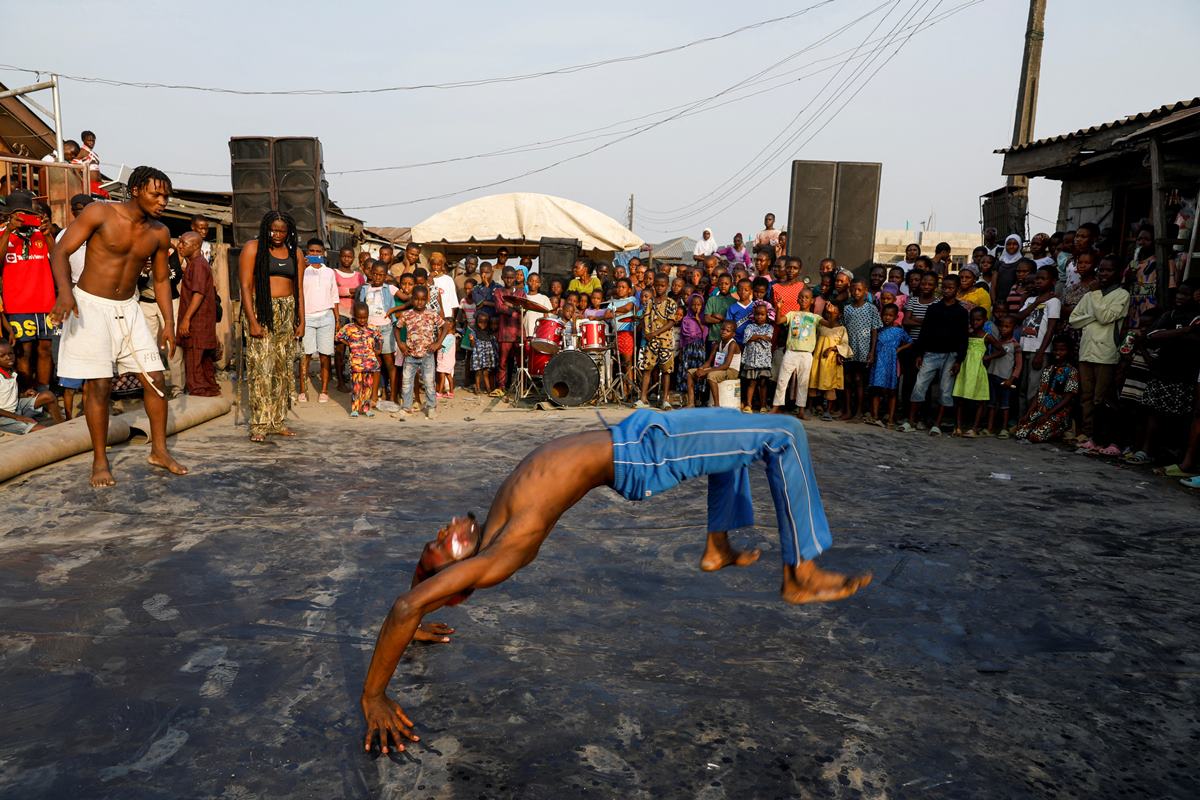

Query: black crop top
[[268, 251, 296, 279]]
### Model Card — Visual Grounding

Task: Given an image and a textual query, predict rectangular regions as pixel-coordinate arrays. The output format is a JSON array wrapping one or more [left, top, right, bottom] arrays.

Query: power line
[[93, 2, 976, 187], [646, 0, 951, 235], [0, 2, 839, 97], [100, 5, 892, 182], [640, 0, 906, 219], [339, 7, 901, 211]]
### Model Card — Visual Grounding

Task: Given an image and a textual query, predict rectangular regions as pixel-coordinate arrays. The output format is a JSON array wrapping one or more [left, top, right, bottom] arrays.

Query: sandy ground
[[0, 379, 1197, 799]]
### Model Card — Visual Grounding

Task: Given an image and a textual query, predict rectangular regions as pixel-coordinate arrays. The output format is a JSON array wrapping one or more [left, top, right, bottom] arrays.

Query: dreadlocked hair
[[127, 165, 173, 195], [252, 210, 298, 333]]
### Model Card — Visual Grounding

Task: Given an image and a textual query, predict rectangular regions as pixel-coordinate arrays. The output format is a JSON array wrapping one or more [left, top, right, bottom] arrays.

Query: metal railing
[[1, 154, 91, 228]]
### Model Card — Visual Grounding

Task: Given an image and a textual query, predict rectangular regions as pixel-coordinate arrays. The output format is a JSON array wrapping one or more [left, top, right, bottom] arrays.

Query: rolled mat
[[0, 416, 131, 484], [0, 394, 232, 483], [122, 393, 233, 443]]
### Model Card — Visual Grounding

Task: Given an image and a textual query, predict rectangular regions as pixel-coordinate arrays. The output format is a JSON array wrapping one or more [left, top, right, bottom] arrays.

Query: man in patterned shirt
[[396, 287, 453, 419], [636, 272, 681, 410]]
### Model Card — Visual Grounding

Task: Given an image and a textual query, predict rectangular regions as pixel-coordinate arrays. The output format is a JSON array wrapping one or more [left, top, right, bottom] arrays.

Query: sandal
[[1124, 450, 1150, 465], [488, 388, 505, 398], [1095, 445, 1122, 457], [1161, 464, 1198, 478], [249, 433, 266, 443]]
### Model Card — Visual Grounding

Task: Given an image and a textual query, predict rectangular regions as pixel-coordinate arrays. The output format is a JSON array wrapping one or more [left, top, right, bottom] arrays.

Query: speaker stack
[[537, 237, 581, 287], [229, 136, 328, 246], [787, 160, 881, 282]]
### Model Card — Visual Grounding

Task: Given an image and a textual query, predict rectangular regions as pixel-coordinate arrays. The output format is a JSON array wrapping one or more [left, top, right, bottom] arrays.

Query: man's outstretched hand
[[413, 621, 455, 643], [362, 692, 419, 754]]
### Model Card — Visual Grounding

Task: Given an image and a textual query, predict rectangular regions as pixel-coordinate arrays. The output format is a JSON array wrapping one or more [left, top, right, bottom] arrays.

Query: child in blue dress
[[867, 303, 913, 428]]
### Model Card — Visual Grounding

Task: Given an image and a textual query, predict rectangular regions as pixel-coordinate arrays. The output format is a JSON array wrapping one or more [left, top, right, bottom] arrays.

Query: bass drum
[[543, 349, 600, 407]]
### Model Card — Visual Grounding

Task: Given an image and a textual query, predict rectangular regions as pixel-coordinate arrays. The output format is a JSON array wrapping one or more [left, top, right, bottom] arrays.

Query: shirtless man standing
[[49, 166, 188, 487], [361, 406, 871, 753]]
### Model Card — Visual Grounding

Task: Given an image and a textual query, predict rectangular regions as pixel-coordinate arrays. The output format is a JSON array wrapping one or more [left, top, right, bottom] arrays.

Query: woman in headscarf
[[993, 234, 1025, 304], [693, 228, 717, 262]]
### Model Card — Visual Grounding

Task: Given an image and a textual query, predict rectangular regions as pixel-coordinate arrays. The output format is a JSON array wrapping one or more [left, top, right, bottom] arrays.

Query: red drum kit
[[507, 296, 626, 406]]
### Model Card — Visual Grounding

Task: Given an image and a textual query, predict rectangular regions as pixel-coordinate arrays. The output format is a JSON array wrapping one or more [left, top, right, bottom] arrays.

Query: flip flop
[[1180, 476, 1200, 490], [1161, 464, 1198, 478]]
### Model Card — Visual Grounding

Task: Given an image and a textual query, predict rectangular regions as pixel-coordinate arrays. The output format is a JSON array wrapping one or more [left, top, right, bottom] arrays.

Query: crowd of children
[[325, 223, 1199, 489], [4, 200, 1198, 490]]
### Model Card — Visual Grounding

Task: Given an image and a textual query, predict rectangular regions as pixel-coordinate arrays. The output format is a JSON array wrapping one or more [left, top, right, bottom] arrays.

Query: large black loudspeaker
[[538, 237, 580, 286], [787, 161, 837, 282], [787, 160, 881, 281], [229, 136, 328, 247]]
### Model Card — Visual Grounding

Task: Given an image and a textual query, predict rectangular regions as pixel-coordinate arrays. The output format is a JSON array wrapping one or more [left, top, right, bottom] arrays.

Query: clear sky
[[7, 0, 1199, 245]]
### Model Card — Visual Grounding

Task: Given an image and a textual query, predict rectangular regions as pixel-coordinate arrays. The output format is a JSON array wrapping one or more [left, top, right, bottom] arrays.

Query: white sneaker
[[898, 421, 915, 432], [929, 425, 942, 436]]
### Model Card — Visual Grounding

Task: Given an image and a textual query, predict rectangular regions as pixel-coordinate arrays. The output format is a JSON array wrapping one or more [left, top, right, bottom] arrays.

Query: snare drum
[[578, 319, 608, 351], [531, 316, 565, 354]]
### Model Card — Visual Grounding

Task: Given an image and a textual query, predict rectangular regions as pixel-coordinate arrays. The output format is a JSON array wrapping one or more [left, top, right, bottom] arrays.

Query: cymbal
[[503, 295, 551, 313]]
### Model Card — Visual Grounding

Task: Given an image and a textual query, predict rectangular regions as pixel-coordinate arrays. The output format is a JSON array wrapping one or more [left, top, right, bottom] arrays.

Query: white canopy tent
[[410, 192, 643, 256]]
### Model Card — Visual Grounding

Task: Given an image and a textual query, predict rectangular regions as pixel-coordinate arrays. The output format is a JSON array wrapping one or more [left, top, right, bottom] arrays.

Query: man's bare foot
[[249, 433, 266, 443], [795, 408, 807, 420], [780, 561, 871, 604], [90, 459, 116, 488], [700, 532, 762, 572], [148, 450, 189, 476]]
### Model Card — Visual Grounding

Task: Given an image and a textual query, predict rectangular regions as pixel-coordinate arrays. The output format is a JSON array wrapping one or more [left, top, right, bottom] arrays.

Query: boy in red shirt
[[0, 191, 57, 389]]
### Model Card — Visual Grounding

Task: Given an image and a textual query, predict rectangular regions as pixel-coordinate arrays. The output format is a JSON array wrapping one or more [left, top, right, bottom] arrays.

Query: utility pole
[[1007, 0, 1046, 193], [627, 193, 635, 231]]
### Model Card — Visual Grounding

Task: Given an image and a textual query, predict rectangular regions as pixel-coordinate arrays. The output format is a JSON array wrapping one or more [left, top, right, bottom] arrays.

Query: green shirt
[[704, 292, 734, 341], [568, 276, 603, 296], [783, 310, 821, 352]]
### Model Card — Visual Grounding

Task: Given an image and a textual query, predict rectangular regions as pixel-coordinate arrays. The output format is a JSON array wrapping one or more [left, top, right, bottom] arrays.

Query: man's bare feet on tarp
[[700, 531, 762, 572], [780, 561, 871, 604], [148, 449, 188, 476]]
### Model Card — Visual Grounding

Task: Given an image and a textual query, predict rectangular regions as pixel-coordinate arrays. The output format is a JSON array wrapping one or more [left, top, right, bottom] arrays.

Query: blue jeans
[[910, 352, 957, 407], [401, 353, 436, 411], [608, 408, 833, 564]]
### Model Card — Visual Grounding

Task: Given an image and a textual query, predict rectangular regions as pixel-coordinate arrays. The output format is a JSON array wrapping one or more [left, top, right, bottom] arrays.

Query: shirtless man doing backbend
[[361, 407, 871, 753], [49, 166, 188, 487]]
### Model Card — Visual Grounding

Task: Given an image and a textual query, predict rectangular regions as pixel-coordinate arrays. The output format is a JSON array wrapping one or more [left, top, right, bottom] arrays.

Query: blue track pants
[[607, 408, 833, 564]]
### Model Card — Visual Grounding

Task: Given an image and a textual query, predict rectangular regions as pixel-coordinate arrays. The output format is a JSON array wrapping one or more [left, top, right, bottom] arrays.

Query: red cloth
[[184, 346, 220, 396], [1, 229, 55, 313], [772, 280, 804, 317], [177, 253, 218, 349]]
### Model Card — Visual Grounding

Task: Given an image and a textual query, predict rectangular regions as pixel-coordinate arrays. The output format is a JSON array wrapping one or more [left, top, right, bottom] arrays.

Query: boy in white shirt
[[299, 239, 341, 403], [0, 340, 62, 434]]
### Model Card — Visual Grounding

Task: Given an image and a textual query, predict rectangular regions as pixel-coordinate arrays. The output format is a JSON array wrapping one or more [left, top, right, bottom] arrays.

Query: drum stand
[[594, 340, 626, 405], [513, 322, 537, 401]]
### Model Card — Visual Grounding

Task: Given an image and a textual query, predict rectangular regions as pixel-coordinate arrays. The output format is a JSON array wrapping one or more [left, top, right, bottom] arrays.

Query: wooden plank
[[1148, 137, 1169, 307]]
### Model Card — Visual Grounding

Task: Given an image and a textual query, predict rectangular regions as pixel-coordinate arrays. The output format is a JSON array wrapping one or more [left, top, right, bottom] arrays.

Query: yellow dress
[[810, 324, 850, 391]]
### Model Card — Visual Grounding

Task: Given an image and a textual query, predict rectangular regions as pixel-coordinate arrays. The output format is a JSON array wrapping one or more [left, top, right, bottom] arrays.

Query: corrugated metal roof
[[365, 226, 411, 244], [995, 97, 1200, 154]]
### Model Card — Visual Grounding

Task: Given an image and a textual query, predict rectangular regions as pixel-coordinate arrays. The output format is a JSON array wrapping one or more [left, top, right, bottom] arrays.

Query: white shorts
[[57, 287, 165, 380]]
